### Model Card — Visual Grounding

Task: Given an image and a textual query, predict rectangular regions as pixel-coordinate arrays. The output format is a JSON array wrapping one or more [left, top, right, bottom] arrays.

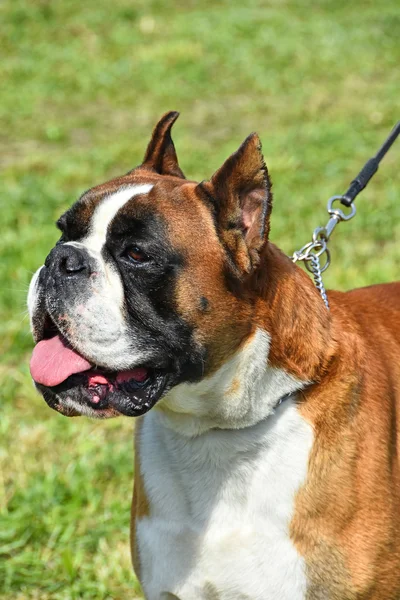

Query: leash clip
[[292, 196, 356, 310]]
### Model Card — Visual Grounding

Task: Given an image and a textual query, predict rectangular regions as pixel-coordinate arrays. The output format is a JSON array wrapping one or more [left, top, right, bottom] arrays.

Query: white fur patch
[[83, 184, 153, 253], [135, 329, 313, 599], [158, 328, 307, 436], [27, 266, 43, 331], [137, 400, 312, 600]]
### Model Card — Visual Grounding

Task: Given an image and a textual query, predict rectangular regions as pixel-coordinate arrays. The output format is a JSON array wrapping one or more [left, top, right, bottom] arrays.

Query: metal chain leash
[[291, 121, 400, 310], [292, 198, 356, 309], [292, 240, 330, 310], [309, 254, 330, 309]]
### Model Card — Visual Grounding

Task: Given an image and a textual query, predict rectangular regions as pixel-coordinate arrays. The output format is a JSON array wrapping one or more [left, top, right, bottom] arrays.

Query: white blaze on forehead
[[83, 184, 153, 252]]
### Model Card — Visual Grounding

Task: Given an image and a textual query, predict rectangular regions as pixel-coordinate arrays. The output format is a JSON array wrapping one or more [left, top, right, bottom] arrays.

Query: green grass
[[1, 0, 399, 597]]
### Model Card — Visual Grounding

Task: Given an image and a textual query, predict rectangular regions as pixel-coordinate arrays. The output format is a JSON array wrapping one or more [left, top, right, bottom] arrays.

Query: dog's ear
[[199, 133, 272, 273], [141, 111, 185, 178]]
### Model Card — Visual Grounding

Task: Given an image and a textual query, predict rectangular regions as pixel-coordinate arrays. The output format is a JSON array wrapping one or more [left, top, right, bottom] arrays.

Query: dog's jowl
[[28, 112, 400, 600]]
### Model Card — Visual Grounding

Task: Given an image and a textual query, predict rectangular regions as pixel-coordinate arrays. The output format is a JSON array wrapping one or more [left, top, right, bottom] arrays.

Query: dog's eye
[[126, 246, 149, 264]]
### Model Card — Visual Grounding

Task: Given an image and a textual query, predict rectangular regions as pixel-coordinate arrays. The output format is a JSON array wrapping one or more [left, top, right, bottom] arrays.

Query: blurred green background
[[1, 0, 399, 598]]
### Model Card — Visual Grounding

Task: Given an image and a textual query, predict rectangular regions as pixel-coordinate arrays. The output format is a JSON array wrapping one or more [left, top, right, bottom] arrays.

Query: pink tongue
[[30, 335, 91, 387]]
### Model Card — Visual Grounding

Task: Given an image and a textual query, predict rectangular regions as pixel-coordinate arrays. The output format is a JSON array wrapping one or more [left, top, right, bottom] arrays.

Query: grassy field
[[1, 0, 399, 598]]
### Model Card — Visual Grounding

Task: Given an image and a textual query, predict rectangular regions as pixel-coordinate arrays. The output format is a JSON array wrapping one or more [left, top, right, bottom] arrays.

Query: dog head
[[28, 112, 272, 418]]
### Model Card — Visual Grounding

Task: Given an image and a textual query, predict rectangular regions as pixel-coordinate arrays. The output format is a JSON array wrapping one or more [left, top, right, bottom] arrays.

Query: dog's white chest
[[136, 401, 313, 600]]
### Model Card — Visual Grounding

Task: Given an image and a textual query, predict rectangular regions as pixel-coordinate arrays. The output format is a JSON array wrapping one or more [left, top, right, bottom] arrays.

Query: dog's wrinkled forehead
[[57, 173, 207, 253], [73, 184, 153, 251]]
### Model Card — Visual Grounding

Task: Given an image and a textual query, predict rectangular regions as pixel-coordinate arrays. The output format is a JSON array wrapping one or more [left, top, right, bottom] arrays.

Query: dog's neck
[[254, 243, 335, 382], [157, 243, 336, 437]]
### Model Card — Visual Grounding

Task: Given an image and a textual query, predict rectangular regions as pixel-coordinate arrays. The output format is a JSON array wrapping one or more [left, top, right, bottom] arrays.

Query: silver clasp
[[323, 195, 356, 240], [291, 196, 356, 309]]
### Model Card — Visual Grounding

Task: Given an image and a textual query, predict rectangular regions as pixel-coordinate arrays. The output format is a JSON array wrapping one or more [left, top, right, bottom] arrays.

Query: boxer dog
[[28, 112, 400, 599]]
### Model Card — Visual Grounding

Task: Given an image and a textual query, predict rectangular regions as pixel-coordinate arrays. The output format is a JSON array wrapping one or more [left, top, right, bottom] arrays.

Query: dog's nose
[[46, 244, 91, 278]]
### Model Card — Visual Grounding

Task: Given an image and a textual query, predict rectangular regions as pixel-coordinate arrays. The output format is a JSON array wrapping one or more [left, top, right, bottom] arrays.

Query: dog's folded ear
[[141, 111, 185, 178], [199, 133, 272, 273]]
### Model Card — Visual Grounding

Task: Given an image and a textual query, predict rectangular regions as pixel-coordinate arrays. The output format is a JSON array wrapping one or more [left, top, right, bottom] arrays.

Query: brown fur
[[290, 283, 400, 600]]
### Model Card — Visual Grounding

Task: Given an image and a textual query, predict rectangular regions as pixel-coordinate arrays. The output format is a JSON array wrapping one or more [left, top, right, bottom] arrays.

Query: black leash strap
[[293, 120, 400, 309], [341, 121, 400, 207]]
